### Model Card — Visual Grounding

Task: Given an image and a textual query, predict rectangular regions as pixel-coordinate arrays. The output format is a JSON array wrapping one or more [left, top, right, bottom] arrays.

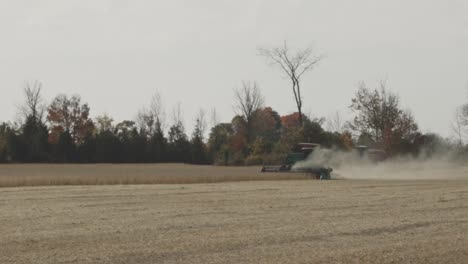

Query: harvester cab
[[261, 143, 332, 180]]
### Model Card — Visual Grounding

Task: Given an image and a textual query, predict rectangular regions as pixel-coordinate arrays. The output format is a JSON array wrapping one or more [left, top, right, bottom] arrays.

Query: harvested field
[[1, 179, 468, 263], [0, 164, 308, 187]]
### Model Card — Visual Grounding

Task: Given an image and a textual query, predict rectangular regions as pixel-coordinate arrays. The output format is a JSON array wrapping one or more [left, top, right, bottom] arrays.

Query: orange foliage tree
[[47, 95, 94, 144], [251, 107, 279, 137], [280, 112, 304, 129]]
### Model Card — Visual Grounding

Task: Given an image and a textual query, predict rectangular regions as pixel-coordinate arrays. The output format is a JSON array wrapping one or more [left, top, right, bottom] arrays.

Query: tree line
[[1, 80, 466, 165], [1, 43, 467, 164]]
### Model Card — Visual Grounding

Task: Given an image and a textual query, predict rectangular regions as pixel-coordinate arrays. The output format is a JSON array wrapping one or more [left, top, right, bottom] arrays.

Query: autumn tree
[[280, 112, 304, 129], [230, 115, 248, 153], [253, 107, 280, 132], [47, 94, 94, 145], [250, 107, 281, 152], [259, 42, 323, 126], [349, 81, 419, 153], [340, 131, 354, 150]]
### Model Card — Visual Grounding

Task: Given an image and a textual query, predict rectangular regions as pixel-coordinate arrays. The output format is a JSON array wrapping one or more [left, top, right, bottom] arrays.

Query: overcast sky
[[1, 0, 467, 137]]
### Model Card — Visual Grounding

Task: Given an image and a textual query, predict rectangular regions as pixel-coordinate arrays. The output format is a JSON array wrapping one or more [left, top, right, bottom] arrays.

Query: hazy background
[[1, 0, 467, 136]]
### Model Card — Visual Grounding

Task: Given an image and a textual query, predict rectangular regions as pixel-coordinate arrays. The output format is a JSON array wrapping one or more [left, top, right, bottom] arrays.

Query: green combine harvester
[[261, 143, 333, 180]]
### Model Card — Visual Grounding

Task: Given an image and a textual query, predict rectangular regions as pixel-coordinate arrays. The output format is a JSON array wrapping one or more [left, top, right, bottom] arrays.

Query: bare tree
[[234, 81, 264, 142], [452, 104, 468, 145], [259, 42, 323, 126], [326, 111, 345, 133], [19, 80, 46, 123], [191, 108, 208, 142], [171, 102, 184, 127], [136, 107, 154, 136], [462, 103, 468, 125], [168, 102, 187, 144], [196, 108, 207, 140], [210, 107, 219, 128], [136, 92, 166, 136], [149, 92, 166, 131], [234, 81, 264, 123]]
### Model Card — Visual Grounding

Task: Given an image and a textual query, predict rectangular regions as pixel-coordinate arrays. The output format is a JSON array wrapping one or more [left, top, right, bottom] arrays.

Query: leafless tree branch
[[234, 81, 264, 123], [136, 91, 166, 137], [259, 42, 323, 126], [234, 81, 264, 143], [19, 80, 46, 123]]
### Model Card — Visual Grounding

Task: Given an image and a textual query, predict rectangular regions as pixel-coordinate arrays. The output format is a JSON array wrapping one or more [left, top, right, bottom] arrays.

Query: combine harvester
[[261, 143, 333, 180]]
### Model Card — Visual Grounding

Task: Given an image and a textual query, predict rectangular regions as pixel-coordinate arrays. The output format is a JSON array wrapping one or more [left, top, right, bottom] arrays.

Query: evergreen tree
[[76, 133, 96, 163], [21, 115, 49, 162], [0, 123, 13, 162], [95, 130, 122, 163], [55, 130, 76, 162], [147, 125, 167, 162]]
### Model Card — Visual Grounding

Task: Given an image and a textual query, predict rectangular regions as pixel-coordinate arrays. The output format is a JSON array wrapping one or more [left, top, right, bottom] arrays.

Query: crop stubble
[[1, 176, 467, 263]]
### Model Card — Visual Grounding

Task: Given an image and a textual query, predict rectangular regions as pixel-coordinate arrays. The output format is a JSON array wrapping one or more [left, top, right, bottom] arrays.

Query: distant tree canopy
[[0, 78, 463, 165]]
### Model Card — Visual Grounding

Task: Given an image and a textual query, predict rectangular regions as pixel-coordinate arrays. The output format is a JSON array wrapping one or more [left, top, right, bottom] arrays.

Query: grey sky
[[1, 0, 467, 137]]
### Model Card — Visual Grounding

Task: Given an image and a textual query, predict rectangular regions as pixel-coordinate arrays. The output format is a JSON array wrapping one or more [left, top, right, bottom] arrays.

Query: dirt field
[[0, 164, 308, 187], [1, 179, 467, 263]]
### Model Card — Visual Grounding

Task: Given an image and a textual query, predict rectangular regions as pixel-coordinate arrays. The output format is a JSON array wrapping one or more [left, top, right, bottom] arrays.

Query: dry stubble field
[[1, 164, 468, 263], [0, 164, 308, 187]]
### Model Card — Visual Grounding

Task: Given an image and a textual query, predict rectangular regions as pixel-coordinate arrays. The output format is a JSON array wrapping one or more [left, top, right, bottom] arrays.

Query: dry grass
[[1, 180, 467, 263], [0, 164, 309, 187]]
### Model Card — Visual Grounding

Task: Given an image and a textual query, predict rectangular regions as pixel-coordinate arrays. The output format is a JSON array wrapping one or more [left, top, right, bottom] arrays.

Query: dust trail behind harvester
[[293, 148, 468, 180]]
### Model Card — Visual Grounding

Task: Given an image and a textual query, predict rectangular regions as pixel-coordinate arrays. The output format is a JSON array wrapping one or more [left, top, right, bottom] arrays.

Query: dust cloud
[[294, 148, 468, 180]]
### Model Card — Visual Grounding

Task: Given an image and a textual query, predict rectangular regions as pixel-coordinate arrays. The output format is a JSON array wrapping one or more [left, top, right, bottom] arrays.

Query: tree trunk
[[298, 107, 303, 127]]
